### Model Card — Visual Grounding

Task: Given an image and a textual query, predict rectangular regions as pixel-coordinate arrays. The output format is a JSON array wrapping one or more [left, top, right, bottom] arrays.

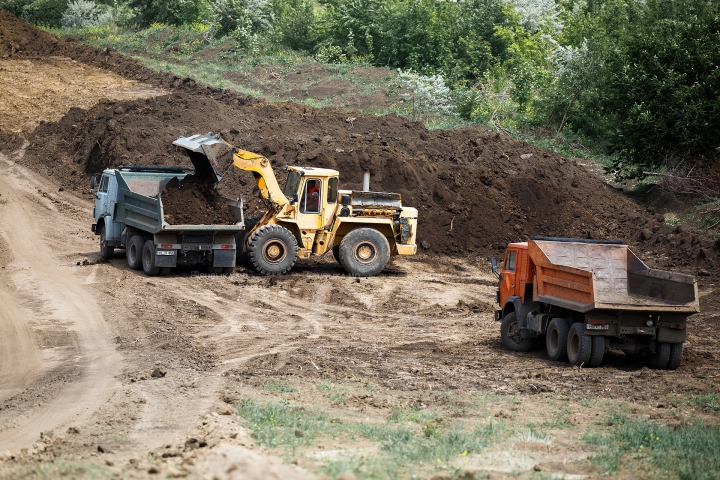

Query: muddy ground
[[1, 11, 720, 480]]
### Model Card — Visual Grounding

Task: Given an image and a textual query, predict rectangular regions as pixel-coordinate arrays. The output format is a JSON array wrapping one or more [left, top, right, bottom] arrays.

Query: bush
[[126, 0, 204, 26], [61, 0, 112, 27], [270, 0, 317, 51]]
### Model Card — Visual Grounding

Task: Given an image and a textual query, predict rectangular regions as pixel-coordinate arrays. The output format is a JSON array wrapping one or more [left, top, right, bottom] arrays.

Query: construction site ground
[[1, 12, 720, 480]]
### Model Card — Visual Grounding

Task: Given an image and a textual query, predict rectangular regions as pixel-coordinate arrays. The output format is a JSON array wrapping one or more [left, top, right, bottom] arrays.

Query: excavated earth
[[2, 11, 720, 479], [161, 174, 237, 226]]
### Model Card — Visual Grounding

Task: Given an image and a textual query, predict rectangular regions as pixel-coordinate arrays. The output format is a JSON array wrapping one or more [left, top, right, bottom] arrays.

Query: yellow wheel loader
[[173, 133, 418, 276]]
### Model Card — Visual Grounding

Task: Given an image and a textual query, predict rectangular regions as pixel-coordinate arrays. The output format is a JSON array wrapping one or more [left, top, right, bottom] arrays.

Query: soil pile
[[161, 174, 237, 225]]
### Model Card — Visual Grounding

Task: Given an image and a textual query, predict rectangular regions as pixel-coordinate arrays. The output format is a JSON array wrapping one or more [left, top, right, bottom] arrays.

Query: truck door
[[94, 174, 110, 220], [499, 249, 519, 306]]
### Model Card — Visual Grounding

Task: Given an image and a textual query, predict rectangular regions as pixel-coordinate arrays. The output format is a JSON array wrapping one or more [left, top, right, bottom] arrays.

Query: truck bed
[[529, 238, 699, 313], [115, 170, 243, 234]]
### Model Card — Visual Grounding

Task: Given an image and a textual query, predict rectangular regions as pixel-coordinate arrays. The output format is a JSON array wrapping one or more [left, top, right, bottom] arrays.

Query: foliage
[[125, 0, 206, 26], [269, 0, 317, 51], [2, 0, 69, 26], [396, 69, 455, 121], [61, 0, 111, 27]]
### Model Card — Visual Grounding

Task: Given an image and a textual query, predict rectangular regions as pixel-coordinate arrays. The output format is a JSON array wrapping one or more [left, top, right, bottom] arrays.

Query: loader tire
[[127, 235, 144, 270], [142, 239, 160, 276], [648, 342, 671, 369], [588, 335, 605, 368], [567, 323, 592, 367], [338, 228, 390, 277], [235, 216, 261, 266], [666, 343, 683, 370], [546, 318, 569, 362], [99, 224, 115, 260], [247, 224, 298, 275], [500, 312, 535, 352], [332, 246, 341, 264]]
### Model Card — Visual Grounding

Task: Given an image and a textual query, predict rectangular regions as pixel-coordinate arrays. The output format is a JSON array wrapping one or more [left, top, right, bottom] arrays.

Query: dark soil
[[4, 11, 719, 274], [161, 174, 237, 225], [0, 131, 24, 153]]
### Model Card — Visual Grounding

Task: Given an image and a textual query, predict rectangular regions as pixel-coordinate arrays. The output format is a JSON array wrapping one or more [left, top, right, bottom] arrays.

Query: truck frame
[[492, 237, 700, 369]]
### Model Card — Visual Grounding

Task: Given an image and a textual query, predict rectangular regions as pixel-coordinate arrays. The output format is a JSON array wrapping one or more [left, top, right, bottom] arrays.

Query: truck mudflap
[[212, 249, 235, 268], [154, 249, 177, 267]]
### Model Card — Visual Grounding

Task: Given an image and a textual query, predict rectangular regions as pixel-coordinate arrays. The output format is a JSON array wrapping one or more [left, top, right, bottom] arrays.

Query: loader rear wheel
[[567, 323, 592, 367], [648, 342, 671, 369], [99, 225, 114, 260], [127, 235, 144, 270], [142, 240, 160, 276], [666, 343, 683, 370], [338, 228, 390, 277], [501, 312, 535, 352], [588, 335, 605, 368], [247, 224, 298, 275], [546, 318, 569, 362]]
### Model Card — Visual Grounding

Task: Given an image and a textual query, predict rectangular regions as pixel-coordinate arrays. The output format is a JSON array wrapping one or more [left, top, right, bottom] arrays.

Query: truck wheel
[[588, 335, 605, 368], [338, 228, 390, 277], [567, 323, 592, 366], [126, 235, 144, 270], [99, 225, 114, 260], [500, 312, 535, 352], [666, 343, 683, 370], [142, 239, 160, 276], [332, 246, 341, 264], [648, 342, 671, 369], [247, 224, 298, 275], [546, 318, 569, 361]]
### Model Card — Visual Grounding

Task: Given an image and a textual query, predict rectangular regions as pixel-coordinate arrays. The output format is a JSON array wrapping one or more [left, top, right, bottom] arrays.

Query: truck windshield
[[284, 171, 301, 198], [504, 251, 517, 271]]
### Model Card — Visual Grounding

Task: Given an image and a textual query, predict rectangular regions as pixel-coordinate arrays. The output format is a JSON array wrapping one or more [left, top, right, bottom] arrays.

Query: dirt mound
[[0, 131, 24, 153], [0, 11, 257, 108], [23, 92, 720, 270], [162, 174, 237, 225]]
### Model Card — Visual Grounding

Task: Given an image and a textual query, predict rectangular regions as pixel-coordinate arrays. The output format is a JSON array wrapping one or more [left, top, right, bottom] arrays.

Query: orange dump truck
[[492, 237, 699, 369]]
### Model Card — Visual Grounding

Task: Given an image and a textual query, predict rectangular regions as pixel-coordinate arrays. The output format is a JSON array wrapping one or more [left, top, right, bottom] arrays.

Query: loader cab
[[284, 167, 340, 231], [497, 242, 529, 308]]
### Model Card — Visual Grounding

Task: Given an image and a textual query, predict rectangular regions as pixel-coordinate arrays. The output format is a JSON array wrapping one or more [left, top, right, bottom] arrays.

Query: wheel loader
[[173, 133, 418, 276]]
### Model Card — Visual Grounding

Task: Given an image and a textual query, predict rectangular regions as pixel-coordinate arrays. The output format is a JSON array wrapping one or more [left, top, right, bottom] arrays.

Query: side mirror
[[90, 175, 97, 192], [289, 194, 298, 205], [491, 257, 500, 278]]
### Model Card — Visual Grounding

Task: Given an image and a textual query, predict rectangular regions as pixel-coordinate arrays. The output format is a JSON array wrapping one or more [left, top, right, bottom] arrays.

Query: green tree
[[126, 0, 204, 26]]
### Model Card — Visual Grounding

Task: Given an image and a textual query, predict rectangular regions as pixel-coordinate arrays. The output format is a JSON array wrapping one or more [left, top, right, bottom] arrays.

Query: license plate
[[586, 324, 609, 330]]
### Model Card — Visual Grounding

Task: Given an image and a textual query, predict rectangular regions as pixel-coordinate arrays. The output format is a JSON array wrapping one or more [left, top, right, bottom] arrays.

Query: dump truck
[[491, 237, 700, 369], [91, 165, 243, 276], [172, 133, 418, 276]]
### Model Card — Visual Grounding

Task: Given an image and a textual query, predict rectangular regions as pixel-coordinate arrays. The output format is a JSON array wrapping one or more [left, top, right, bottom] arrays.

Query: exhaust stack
[[362, 170, 370, 192]]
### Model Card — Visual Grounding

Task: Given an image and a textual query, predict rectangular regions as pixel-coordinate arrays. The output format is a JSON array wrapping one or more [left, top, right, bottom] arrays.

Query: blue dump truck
[[91, 166, 243, 276]]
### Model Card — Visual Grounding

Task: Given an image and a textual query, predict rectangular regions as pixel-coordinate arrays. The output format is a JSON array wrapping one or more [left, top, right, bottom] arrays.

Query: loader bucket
[[173, 133, 236, 186]]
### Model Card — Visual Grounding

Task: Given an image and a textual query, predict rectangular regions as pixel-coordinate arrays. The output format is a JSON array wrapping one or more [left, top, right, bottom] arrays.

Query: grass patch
[[0, 458, 111, 479], [234, 398, 506, 479], [262, 378, 297, 394], [584, 414, 720, 478], [685, 393, 720, 412]]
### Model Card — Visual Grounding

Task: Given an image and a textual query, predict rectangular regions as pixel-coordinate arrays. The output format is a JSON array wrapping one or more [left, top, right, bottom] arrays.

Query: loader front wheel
[[546, 318, 569, 361], [142, 240, 160, 276], [338, 228, 390, 277], [127, 235, 144, 270], [332, 246, 341, 265], [501, 312, 535, 352], [99, 225, 114, 260], [247, 224, 298, 275], [567, 323, 592, 367]]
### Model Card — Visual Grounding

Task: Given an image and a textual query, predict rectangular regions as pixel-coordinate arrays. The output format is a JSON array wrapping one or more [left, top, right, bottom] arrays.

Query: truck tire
[[501, 312, 535, 352], [648, 342, 671, 369], [235, 216, 261, 266], [338, 228, 390, 277], [546, 318, 569, 361], [588, 335, 605, 367], [247, 224, 298, 275], [99, 225, 114, 260], [142, 239, 161, 276], [567, 323, 592, 366], [666, 343, 683, 370], [127, 235, 144, 270]]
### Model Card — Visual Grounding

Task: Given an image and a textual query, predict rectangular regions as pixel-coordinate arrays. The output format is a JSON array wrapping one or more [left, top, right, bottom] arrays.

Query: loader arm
[[173, 133, 289, 211], [232, 149, 289, 210]]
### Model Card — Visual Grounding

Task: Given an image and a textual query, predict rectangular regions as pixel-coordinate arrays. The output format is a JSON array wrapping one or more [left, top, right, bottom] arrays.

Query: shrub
[[61, 0, 112, 28]]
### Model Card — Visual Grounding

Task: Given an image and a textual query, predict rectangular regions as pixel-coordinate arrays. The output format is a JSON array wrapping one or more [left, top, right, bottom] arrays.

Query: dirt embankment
[[22, 93, 720, 271]]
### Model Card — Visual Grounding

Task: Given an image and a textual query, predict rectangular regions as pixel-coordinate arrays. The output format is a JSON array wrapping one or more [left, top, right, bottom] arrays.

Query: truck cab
[[91, 170, 122, 248], [494, 242, 533, 320]]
